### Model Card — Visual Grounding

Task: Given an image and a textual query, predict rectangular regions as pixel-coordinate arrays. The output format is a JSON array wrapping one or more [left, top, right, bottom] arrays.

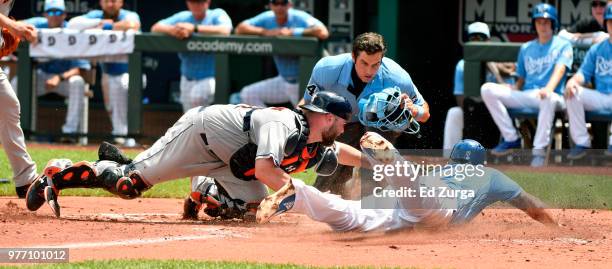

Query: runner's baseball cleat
[[256, 179, 296, 224]]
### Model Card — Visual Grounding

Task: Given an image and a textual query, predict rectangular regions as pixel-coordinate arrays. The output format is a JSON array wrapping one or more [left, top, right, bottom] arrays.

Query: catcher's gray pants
[[132, 107, 267, 203], [0, 70, 37, 187]]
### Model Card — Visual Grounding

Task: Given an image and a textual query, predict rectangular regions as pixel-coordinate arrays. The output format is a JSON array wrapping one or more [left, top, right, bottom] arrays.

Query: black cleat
[[25, 175, 48, 211], [15, 184, 31, 199]]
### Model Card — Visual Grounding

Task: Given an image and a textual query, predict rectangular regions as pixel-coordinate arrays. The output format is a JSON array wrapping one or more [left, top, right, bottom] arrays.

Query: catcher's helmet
[[357, 87, 420, 134], [449, 139, 486, 165], [605, 3, 612, 33], [300, 91, 352, 120], [531, 3, 559, 31]]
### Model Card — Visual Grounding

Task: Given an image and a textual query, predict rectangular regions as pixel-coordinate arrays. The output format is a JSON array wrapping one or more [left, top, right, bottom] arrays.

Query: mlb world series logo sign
[[460, 0, 593, 43]]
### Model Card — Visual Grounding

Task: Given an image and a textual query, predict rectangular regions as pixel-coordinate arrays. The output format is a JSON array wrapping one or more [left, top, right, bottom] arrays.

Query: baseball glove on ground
[[0, 28, 20, 57]]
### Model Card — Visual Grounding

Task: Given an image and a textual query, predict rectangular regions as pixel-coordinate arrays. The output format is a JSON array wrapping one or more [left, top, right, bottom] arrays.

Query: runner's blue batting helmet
[[357, 87, 420, 134], [531, 3, 558, 31], [449, 139, 486, 165]]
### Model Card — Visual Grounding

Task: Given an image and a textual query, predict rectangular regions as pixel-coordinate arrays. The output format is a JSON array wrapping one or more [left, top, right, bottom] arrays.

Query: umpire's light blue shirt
[[158, 9, 233, 80], [23, 17, 91, 74], [82, 9, 140, 75], [243, 9, 324, 82], [577, 39, 612, 94], [516, 36, 573, 94], [304, 53, 426, 122]]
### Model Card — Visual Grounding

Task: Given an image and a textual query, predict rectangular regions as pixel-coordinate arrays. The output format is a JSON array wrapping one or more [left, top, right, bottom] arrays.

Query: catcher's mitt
[[0, 27, 20, 57]]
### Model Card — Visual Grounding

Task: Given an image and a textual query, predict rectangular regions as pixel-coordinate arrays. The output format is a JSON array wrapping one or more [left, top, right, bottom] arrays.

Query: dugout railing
[[16, 33, 323, 137]]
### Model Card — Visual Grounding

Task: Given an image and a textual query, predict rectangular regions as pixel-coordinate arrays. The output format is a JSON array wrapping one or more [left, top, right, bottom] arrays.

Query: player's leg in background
[[190, 77, 215, 109], [239, 76, 294, 107], [101, 73, 112, 120], [481, 83, 539, 144], [567, 87, 609, 148], [443, 106, 464, 157], [179, 76, 196, 112], [0, 69, 37, 194], [532, 92, 564, 152], [59, 75, 86, 135], [107, 73, 129, 137]]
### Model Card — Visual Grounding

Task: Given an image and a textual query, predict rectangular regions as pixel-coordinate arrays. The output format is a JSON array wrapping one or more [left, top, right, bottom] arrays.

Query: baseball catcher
[[26, 92, 363, 220]]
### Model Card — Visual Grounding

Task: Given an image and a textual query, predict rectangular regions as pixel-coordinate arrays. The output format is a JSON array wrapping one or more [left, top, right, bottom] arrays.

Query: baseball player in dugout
[[151, 0, 232, 113], [235, 0, 329, 107], [299, 32, 430, 196], [564, 3, 612, 159], [13, 0, 91, 143], [443, 22, 516, 156], [25, 92, 364, 220], [0, 0, 39, 199], [480, 3, 573, 167], [68, 0, 141, 147]]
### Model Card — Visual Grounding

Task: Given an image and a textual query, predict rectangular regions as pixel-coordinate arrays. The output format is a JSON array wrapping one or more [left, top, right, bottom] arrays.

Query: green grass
[[0, 147, 610, 209], [0, 259, 415, 269]]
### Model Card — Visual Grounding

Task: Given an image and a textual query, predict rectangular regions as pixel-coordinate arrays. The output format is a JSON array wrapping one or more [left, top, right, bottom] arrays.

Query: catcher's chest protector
[[229, 109, 322, 181]]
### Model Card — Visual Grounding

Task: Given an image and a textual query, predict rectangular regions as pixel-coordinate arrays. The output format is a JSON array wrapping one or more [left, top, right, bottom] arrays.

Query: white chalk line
[[27, 228, 248, 250]]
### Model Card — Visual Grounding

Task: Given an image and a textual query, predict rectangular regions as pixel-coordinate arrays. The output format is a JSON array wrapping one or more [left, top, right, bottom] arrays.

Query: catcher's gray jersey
[[202, 105, 299, 166]]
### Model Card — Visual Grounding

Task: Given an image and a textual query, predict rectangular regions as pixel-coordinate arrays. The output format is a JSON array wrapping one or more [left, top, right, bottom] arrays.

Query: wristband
[[415, 106, 425, 120], [194, 23, 199, 33], [58, 75, 66, 82], [103, 22, 113, 30], [292, 27, 305, 37]]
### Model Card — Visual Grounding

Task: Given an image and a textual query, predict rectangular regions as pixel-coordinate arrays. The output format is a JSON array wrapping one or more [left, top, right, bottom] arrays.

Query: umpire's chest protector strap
[[229, 109, 319, 181]]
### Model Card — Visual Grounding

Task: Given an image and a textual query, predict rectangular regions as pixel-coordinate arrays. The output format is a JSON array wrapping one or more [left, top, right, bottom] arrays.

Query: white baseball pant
[[240, 75, 298, 107], [180, 76, 215, 113], [290, 176, 455, 232], [0, 70, 37, 187], [101, 73, 129, 136], [12, 71, 87, 134], [566, 87, 612, 147], [481, 82, 565, 151], [443, 106, 463, 157]]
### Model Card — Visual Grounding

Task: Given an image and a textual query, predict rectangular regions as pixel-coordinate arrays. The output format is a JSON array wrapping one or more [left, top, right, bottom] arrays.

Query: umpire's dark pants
[[313, 122, 401, 195]]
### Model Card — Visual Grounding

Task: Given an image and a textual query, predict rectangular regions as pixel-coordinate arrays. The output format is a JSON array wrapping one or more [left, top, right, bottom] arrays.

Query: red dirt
[[1, 196, 610, 269]]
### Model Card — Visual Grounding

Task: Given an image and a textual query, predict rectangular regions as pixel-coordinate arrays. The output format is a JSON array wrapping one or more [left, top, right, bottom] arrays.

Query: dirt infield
[[1, 196, 610, 268]]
